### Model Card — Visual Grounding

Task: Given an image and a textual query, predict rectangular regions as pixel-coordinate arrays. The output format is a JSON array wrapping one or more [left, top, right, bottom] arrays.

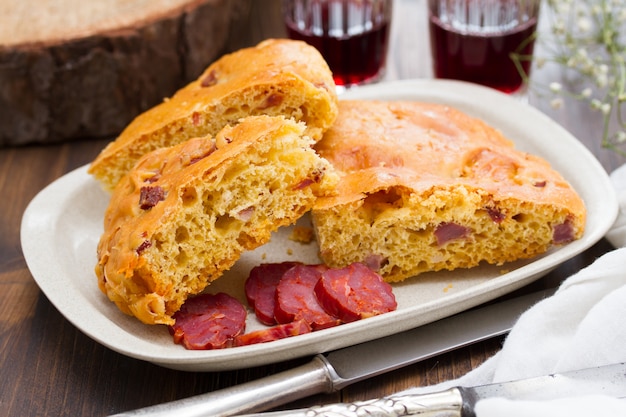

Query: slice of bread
[[311, 100, 586, 282], [89, 39, 338, 191], [96, 115, 337, 325]]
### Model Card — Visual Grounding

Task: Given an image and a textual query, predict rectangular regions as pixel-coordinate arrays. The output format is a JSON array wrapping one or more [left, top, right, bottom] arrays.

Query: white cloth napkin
[[400, 163, 626, 416]]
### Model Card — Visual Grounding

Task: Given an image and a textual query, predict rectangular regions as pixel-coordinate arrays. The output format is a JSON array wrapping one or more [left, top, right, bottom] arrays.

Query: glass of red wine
[[282, 0, 393, 92], [428, 0, 540, 97]]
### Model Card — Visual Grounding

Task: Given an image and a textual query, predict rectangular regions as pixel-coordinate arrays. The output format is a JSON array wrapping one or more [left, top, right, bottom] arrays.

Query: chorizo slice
[[434, 222, 471, 246], [169, 293, 247, 350], [234, 320, 311, 347], [315, 262, 397, 323], [274, 264, 340, 330], [245, 262, 301, 325]]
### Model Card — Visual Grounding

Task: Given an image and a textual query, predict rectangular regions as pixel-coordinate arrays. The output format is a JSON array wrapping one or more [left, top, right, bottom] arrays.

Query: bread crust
[[312, 100, 586, 281], [88, 39, 338, 191]]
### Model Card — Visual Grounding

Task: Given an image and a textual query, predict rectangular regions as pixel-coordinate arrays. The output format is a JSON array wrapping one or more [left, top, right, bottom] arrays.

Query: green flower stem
[[516, 0, 626, 157]]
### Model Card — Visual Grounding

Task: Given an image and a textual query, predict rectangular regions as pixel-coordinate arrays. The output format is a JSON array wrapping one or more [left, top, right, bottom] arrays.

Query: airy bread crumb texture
[[96, 116, 336, 325], [312, 100, 586, 282], [313, 184, 579, 282], [88, 39, 338, 191]]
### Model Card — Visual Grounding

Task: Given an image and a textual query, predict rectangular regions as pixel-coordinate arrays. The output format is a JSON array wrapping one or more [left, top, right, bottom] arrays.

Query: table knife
[[240, 362, 626, 417], [110, 289, 552, 417]]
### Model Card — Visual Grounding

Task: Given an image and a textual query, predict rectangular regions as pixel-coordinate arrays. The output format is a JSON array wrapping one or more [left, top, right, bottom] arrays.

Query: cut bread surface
[[96, 116, 336, 325]]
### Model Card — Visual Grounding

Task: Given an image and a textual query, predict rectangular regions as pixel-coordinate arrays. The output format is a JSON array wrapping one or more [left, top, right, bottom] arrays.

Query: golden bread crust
[[96, 115, 335, 325], [88, 39, 338, 191], [312, 100, 586, 281]]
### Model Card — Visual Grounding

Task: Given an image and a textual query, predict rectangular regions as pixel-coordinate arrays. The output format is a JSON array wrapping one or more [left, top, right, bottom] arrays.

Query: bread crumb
[[289, 226, 315, 244], [287, 248, 293, 255], [443, 283, 453, 293]]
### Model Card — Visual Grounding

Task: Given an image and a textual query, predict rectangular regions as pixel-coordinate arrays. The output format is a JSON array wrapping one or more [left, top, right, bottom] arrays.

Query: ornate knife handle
[[254, 387, 468, 417]]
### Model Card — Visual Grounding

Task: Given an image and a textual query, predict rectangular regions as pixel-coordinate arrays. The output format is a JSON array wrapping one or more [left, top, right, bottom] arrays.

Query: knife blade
[[239, 362, 626, 417], [110, 289, 552, 417]]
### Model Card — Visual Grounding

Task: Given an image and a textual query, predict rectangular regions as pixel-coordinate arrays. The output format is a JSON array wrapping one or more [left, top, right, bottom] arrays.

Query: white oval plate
[[21, 79, 617, 371]]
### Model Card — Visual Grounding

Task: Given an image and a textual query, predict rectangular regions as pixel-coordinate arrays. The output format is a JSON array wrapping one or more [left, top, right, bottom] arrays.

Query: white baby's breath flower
[[550, 98, 565, 109], [554, 1, 570, 14], [595, 72, 609, 88], [549, 82, 563, 92], [601, 103, 612, 115], [535, 57, 547, 69], [591, 4, 602, 16], [577, 17, 592, 32], [530, 0, 626, 156], [552, 19, 566, 36], [590, 99, 602, 110]]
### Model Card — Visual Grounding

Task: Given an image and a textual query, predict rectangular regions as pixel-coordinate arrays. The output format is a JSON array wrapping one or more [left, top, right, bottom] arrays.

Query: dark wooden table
[[1, 1, 623, 416]]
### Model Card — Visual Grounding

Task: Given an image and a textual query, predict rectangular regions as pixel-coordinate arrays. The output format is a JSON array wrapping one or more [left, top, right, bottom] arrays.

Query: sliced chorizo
[[233, 320, 311, 347], [434, 222, 471, 246], [315, 262, 397, 323], [245, 262, 301, 325], [169, 293, 247, 350], [274, 264, 340, 330]]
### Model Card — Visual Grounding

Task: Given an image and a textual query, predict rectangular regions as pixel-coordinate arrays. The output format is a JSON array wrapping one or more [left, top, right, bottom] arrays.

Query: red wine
[[285, 6, 390, 87], [429, 14, 537, 94]]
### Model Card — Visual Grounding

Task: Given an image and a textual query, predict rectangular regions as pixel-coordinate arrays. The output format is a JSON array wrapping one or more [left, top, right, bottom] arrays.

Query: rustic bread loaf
[[96, 115, 336, 325], [89, 38, 338, 191], [311, 100, 586, 282]]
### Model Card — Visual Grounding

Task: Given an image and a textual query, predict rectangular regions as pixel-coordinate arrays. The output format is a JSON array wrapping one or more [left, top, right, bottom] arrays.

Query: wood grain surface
[[0, 1, 623, 416], [0, 0, 251, 146]]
